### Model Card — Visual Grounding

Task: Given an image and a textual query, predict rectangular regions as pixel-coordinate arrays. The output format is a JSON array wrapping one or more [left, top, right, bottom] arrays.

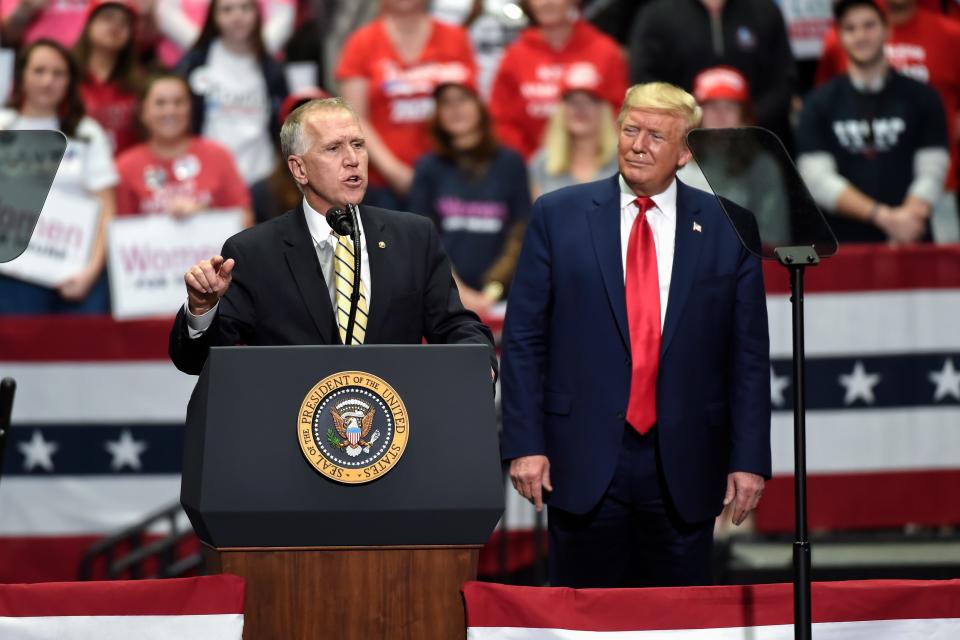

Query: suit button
[[616, 411, 625, 419], [624, 357, 631, 364]]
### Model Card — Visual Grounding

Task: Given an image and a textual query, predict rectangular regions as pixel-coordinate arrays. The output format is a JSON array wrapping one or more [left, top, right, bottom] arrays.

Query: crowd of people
[[0, 0, 957, 316]]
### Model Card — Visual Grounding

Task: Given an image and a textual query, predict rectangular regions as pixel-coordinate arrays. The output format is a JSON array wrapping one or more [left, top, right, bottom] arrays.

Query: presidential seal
[[298, 371, 409, 484]]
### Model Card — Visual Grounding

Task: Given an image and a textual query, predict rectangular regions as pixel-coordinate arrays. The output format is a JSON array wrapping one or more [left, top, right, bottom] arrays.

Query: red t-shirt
[[80, 76, 139, 156], [489, 20, 628, 160], [918, 0, 960, 21], [115, 138, 251, 216], [814, 10, 960, 190], [335, 18, 476, 186]]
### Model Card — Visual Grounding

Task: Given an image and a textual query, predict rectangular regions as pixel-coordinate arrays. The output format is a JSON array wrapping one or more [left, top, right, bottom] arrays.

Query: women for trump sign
[[106, 210, 243, 320]]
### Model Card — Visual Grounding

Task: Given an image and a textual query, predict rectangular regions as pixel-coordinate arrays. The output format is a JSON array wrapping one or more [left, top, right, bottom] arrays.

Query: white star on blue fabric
[[770, 366, 790, 407], [18, 430, 58, 471], [839, 360, 881, 405], [105, 430, 148, 471], [929, 358, 960, 402]]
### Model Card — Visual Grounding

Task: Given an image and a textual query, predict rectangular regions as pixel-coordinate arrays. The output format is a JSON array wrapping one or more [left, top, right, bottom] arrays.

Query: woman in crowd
[[528, 65, 619, 200], [115, 72, 252, 226], [74, 0, 142, 156], [154, 0, 294, 68], [678, 65, 789, 247], [177, 0, 287, 223], [0, 40, 118, 314], [489, 0, 627, 160], [409, 77, 529, 315], [336, 0, 476, 209]]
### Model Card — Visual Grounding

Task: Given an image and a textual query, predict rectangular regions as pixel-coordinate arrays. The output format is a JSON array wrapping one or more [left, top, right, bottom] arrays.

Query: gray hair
[[279, 96, 359, 158]]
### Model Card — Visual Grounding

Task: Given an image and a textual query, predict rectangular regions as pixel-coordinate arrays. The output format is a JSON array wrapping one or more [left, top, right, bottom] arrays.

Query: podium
[[181, 344, 504, 639]]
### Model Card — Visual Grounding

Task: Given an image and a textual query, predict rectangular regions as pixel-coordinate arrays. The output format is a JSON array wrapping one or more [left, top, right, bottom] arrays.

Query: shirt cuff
[[185, 301, 218, 338]]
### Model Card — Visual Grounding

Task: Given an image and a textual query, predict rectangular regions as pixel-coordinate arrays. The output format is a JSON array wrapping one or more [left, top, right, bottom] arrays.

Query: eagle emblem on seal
[[330, 400, 380, 457]]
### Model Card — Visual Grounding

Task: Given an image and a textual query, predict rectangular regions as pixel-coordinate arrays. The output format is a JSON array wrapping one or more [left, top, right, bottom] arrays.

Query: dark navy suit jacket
[[500, 174, 771, 523]]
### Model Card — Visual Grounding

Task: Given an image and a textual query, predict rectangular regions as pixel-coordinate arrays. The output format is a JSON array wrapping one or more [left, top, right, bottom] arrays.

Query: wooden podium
[[182, 345, 503, 640]]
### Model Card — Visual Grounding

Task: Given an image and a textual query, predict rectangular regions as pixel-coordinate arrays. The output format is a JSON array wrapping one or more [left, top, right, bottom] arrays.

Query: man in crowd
[[815, 0, 960, 242], [169, 97, 496, 375], [798, 0, 949, 244], [501, 81, 771, 587]]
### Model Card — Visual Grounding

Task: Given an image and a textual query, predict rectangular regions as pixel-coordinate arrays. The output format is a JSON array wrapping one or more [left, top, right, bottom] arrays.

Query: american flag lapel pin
[[692, 221, 702, 233]]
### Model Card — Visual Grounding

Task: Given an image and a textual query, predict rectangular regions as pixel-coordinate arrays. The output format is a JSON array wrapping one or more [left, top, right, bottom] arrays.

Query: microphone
[[325, 206, 354, 237]]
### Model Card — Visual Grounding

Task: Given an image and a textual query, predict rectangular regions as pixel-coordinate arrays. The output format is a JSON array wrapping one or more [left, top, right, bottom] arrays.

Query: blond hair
[[543, 101, 619, 176], [617, 82, 702, 133], [280, 96, 359, 158]]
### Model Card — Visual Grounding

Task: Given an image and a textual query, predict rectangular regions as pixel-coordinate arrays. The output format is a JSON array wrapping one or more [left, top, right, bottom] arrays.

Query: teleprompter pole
[[775, 247, 817, 640]]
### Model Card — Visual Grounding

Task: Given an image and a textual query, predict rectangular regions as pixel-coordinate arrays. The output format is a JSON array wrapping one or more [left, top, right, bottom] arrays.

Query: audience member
[[678, 66, 790, 247], [74, 0, 143, 156], [528, 64, 619, 199], [409, 75, 529, 314], [336, 0, 476, 210], [1, 0, 91, 49], [815, 0, 960, 242], [797, 0, 948, 244], [115, 73, 253, 226], [154, 0, 294, 68], [489, 0, 626, 160], [176, 0, 287, 223], [0, 40, 118, 313], [629, 0, 796, 151]]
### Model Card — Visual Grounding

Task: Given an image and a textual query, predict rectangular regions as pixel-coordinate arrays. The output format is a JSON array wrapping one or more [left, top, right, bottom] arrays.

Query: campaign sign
[[107, 210, 243, 320], [0, 190, 99, 287]]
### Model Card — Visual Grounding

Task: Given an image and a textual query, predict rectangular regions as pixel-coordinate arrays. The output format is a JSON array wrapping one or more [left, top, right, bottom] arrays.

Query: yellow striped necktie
[[333, 233, 368, 344]]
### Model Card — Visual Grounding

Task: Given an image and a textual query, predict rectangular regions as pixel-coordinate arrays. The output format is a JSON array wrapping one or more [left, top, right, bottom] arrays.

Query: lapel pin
[[378, 241, 386, 249], [692, 221, 702, 233]]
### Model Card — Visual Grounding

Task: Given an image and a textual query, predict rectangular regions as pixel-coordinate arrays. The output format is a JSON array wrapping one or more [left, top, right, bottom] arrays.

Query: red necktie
[[625, 196, 661, 435]]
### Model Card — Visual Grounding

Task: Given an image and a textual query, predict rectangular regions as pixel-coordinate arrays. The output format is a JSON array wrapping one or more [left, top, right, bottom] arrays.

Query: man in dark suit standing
[[501, 82, 771, 588], [169, 97, 496, 374]]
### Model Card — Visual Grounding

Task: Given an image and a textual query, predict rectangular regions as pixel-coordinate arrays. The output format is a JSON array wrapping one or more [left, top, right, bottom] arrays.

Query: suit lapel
[[282, 205, 336, 344], [359, 206, 389, 342], [661, 180, 704, 358], [587, 176, 630, 353]]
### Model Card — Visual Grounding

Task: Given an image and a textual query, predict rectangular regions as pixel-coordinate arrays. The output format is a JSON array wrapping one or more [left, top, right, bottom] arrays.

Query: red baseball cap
[[693, 66, 750, 104], [86, 0, 140, 20], [279, 88, 332, 125], [560, 62, 604, 101]]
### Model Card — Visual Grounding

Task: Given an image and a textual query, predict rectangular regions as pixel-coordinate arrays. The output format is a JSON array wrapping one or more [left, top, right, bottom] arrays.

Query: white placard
[[778, 0, 834, 60], [0, 190, 100, 288], [107, 210, 243, 320]]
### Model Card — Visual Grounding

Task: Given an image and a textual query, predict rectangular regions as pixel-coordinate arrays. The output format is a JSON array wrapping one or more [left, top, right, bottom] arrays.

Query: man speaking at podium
[[168, 97, 496, 374], [501, 83, 771, 588]]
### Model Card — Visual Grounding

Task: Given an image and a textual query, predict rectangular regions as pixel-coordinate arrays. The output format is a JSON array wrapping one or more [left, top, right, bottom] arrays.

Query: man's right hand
[[185, 255, 234, 315], [509, 455, 552, 512]]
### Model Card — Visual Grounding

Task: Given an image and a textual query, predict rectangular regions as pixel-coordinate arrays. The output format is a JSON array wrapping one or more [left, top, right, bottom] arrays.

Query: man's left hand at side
[[724, 471, 765, 526]]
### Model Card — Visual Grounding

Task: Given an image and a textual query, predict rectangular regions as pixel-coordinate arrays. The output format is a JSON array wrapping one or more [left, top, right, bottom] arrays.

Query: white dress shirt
[[618, 174, 677, 330], [186, 198, 372, 337]]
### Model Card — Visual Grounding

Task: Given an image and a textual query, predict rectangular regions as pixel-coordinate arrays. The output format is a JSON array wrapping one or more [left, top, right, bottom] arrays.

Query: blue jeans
[[0, 272, 110, 315]]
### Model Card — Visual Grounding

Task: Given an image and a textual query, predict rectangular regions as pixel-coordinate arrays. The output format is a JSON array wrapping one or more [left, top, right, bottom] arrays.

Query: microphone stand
[[344, 204, 363, 345]]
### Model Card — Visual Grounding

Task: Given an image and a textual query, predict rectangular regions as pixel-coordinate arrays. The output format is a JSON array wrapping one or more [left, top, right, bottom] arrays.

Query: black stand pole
[[344, 204, 362, 345], [775, 247, 817, 640], [0, 377, 15, 490]]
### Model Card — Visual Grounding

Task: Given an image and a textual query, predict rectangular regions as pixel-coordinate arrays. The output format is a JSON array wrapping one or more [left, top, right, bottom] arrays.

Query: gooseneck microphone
[[325, 205, 363, 344], [325, 206, 354, 238]]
